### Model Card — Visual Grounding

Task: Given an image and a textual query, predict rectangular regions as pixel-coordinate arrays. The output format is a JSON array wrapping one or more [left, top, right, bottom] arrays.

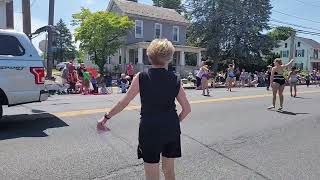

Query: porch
[[117, 42, 205, 77]]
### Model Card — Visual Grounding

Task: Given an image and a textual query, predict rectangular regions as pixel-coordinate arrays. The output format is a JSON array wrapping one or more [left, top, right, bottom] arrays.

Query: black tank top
[[139, 68, 180, 116]]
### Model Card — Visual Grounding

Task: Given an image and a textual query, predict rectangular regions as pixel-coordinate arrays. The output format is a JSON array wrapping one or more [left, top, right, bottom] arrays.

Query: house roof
[[107, 0, 189, 25], [296, 37, 320, 49]]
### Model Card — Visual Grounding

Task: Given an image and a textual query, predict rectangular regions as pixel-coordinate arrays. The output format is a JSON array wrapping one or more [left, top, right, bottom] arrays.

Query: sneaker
[[278, 107, 283, 111], [267, 105, 275, 109]]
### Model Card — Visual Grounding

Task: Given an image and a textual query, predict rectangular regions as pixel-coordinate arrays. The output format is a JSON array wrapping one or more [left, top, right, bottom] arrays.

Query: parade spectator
[[103, 72, 113, 94], [240, 69, 246, 87], [201, 65, 210, 96], [196, 61, 205, 90], [61, 64, 69, 85], [91, 76, 98, 94], [289, 67, 299, 97], [266, 66, 272, 91], [119, 73, 129, 93], [226, 60, 236, 92], [67, 70, 79, 94], [127, 62, 135, 84], [305, 73, 311, 87], [235, 67, 241, 87], [250, 72, 258, 87], [82, 68, 91, 95]]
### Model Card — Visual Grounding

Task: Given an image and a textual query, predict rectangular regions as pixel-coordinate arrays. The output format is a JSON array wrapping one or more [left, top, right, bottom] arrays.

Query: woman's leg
[[144, 163, 160, 180], [270, 82, 279, 108], [290, 84, 293, 96], [162, 157, 176, 180], [294, 84, 297, 97], [205, 79, 209, 95], [278, 85, 285, 109], [201, 78, 205, 95]]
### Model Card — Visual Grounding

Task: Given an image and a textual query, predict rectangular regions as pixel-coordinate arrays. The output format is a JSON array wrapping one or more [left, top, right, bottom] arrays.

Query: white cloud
[[14, 12, 47, 54]]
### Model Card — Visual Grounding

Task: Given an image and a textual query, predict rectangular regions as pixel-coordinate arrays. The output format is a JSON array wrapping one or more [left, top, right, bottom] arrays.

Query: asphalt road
[[1, 86, 320, 180]]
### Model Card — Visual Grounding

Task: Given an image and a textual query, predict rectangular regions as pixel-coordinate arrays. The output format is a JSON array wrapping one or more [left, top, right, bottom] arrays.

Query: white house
[[0, 0, 14, 29], [273, 36, 320, 71]]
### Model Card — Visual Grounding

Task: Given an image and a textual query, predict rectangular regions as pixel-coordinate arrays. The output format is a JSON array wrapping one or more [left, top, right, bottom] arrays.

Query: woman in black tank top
[[97, 39, 191, 180]]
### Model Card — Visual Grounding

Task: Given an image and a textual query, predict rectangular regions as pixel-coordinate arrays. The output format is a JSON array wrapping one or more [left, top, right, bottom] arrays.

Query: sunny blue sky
[[12, 0, 320, 50]]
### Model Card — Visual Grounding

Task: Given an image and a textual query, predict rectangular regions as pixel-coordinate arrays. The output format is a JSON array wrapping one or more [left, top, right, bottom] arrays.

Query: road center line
[[53, 90, 320, 118]]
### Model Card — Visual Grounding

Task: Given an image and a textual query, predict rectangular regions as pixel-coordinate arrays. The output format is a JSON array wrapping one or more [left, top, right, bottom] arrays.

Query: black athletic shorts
[[137, 113, 181, 164], [138, 135, 181, 164]]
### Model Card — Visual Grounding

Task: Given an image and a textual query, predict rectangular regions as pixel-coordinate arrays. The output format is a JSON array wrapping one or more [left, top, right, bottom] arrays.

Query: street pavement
[[1, 86, 320, 180]]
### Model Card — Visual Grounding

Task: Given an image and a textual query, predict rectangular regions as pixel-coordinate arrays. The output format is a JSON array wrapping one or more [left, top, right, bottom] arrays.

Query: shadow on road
[[278, 111, 309, 116], [0, 113, 68, 140], [294, 96, 312, 99]]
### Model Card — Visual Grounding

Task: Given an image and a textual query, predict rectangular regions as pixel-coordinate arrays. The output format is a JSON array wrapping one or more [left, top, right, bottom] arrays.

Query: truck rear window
[[0, 35, 25, 56]]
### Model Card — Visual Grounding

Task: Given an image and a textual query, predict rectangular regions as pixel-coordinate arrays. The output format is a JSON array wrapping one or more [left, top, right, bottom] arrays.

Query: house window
[[281, 50, 289, 58], [314, 49, 319, 59], [135, 20, 143, 38], [295, 49, 305, 57], [285, 43, 287, 48], [154, 23, 162, 38], [173, 26, 180, 42], [298, 42, 301, 47]]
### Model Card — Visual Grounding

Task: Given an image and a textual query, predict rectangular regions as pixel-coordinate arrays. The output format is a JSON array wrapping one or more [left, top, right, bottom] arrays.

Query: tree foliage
[[53, 19, 76, 62], [187, 0, 274, 69], [72, 8, 134, 72], [267, 26, 296, 41], [153, 0, 183, 13]]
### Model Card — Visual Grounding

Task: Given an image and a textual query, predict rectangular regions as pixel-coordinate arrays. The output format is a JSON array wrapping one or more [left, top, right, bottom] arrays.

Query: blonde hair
[[147, 39, 175, 65], [274, 58, 283, 65]]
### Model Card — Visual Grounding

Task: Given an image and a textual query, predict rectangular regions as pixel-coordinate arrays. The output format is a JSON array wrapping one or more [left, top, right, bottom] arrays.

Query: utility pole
[[46, 0, 55, 79], [22, 0, 31, 38], [6, 0, 14, 29], [289, 33, 295, 62]]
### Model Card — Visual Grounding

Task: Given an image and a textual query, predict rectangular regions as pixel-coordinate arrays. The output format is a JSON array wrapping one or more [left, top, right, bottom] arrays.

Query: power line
[[270, 18, 320, 32], [272, 9, 320, 24], [293, 0, 320, 7]]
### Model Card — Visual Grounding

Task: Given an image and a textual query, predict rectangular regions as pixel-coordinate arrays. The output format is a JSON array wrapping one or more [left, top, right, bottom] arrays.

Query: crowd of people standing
[[194, 60, 320, 97]]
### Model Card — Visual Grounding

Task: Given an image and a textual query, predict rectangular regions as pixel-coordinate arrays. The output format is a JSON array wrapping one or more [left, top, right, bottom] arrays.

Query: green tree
[[76, 50, 85, 64], [53, 19, 76, 62], [72, 8, 134, 73], [187, 0, 274, 69], [267, 26, 296, 41], [153, 0, 183, 13]]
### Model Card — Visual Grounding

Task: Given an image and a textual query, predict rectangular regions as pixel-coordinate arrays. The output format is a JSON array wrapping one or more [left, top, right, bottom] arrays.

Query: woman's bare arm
[[282, 59, 295, 68], [176, 85, 191, 122], [107, 73, 140, 118]]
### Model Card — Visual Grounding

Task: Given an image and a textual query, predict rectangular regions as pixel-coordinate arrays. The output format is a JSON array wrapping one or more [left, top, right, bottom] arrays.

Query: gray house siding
[[109, 3, 187, 45], [109, 2, 123, 14], [126, 18, 187, 45]]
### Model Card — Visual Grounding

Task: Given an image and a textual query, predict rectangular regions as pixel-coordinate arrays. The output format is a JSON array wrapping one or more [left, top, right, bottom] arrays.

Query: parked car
[[56, 62, 69, 71], [0, 29, 49, 120]]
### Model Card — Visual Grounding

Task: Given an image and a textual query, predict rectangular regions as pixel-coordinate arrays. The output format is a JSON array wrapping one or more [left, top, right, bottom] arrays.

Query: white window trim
[[173, 26, 180, 42], [154, 23, 162, 38], [135, 20, 143, 39]]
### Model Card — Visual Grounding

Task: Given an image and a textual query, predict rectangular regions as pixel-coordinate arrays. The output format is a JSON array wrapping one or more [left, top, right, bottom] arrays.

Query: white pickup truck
[[0, 29, 49, 119]]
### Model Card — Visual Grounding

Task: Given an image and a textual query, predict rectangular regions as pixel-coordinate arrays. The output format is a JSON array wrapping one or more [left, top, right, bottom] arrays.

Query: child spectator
[[119, 73, 129, 93], [91, 76, 98, 94], [82, 68, 91, 95]]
